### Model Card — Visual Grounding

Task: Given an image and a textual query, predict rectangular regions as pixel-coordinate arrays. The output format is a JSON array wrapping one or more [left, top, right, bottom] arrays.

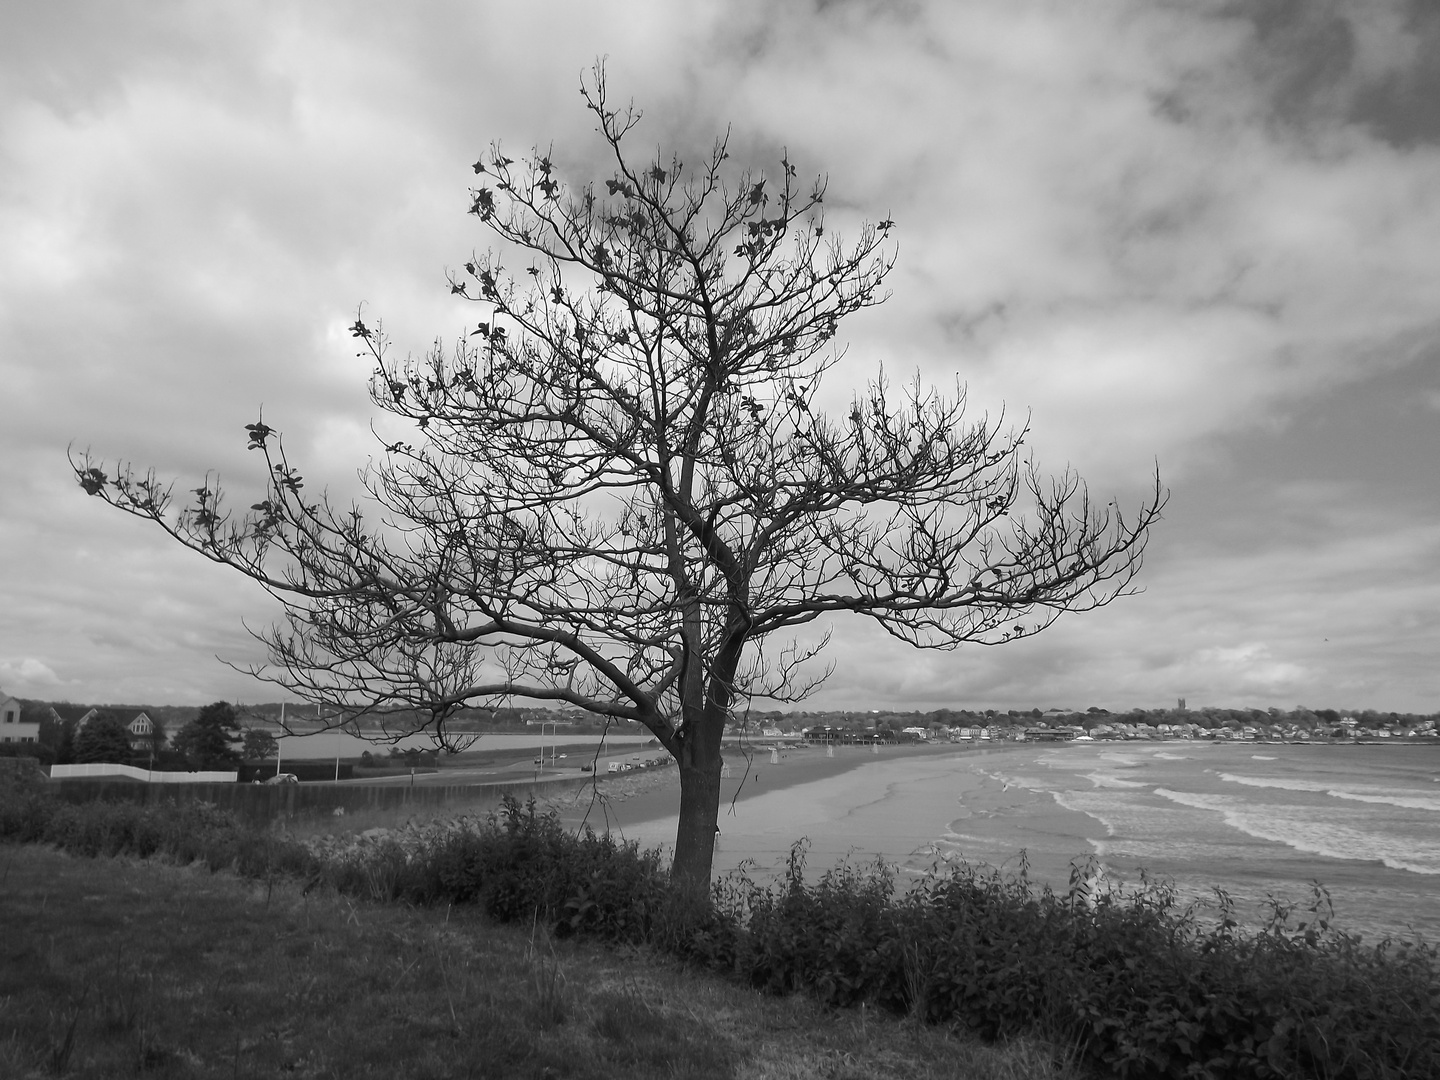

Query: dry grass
[[0, 843, 1089, 1079]]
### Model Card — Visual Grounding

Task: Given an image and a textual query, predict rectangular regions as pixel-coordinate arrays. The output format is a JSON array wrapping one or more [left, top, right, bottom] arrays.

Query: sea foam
[[1083, 772, 1149, 790], [1219, 773, 1440, 814], [1153, 788, 1440, 875]]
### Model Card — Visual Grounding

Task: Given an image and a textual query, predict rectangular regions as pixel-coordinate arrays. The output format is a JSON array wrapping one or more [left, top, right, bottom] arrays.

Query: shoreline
[[532, 739, 1440, 942], [544, 741, 1102, 890], [544, 740, 984, 834], [298, 738, 1440, 940]]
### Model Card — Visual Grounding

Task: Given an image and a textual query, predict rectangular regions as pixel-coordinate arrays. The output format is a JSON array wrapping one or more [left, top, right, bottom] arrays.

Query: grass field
[[0, 843, 1081, 1080]]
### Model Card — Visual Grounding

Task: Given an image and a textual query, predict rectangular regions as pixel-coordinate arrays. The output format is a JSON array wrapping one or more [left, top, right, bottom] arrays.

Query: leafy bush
[[0, 742, 55, 767], [702, 849, 1440, 1080], [0, 788, 254, 870], [292, 796, 669, 937]]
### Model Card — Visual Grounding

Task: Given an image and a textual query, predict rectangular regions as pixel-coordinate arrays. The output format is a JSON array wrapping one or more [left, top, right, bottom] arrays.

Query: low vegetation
[[3, 785, 1436, 1079], [1, 845, 1071, 1080]]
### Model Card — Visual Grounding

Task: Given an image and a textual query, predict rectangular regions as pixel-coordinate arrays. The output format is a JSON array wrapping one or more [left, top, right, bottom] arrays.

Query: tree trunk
[[669, 730, 724, 893]]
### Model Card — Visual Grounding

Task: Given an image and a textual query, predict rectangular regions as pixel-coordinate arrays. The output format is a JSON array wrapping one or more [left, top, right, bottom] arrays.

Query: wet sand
[[546, 742, 936, 823], [544, 741, 1103, 889]]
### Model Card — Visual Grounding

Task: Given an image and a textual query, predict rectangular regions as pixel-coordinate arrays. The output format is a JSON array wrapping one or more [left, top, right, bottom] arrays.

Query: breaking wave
[[1219, 773, 1440, 814], [1153, 788, 1440, 876]]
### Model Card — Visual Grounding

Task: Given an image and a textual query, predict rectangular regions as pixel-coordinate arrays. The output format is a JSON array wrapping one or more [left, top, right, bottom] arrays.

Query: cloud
[[805, 480, 1440, 714], [10, 1, 1438, 483], [0, 657, 63, 691], [670, 1, 1440, 485], [1189, 643, 1309, 695], [2, 0, 1438, 711]]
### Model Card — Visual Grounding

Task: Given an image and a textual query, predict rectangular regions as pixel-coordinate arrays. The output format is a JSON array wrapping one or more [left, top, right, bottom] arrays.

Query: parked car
[[263, 773, 299, 785]]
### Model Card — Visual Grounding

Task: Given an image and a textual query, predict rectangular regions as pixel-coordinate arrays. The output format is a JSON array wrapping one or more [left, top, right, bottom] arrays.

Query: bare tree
[[74, 70, 1164, 889]]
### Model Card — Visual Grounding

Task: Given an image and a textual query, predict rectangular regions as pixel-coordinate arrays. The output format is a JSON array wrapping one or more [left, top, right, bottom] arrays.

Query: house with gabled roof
[[1, 691, 40, 744], [70, 707, 165, 752], [124, 711, 164, 751], [45, 704, 98, 728]]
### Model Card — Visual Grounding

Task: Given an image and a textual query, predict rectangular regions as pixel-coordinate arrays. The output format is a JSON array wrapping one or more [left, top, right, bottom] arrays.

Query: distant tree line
[[5, 697, 1433, 771], [736, 704, 1439, 734], [4, 700, 259, 770]]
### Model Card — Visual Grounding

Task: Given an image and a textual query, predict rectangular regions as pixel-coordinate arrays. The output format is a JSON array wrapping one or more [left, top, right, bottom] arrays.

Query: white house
[[1, 692, 40, 744]]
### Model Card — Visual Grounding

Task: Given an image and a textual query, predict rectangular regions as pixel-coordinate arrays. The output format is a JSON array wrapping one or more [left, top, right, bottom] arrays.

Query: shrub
[[0, 788, 278, 874], [700, 851, 1440, 1080]]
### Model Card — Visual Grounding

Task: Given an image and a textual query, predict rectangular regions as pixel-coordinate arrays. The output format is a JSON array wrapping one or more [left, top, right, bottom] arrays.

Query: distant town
[[4, 692, 1438, 765], [734, 702, 1440, 744]]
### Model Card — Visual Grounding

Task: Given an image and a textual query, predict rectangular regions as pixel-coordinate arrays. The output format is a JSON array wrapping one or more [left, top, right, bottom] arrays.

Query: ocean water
[[947, 742, 1440, 942], [622, 741, 1440, 942]]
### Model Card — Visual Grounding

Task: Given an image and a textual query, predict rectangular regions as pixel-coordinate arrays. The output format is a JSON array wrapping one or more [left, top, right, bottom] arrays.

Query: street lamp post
[[541, 721, 560, 769]]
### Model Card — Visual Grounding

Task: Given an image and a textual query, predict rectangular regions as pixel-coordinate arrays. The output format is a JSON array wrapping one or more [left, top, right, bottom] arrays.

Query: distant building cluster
[[732, 704, 1440, 745]]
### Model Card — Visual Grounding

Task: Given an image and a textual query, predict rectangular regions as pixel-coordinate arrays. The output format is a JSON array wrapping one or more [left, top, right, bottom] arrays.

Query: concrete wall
[[51, 763, 239, 783]]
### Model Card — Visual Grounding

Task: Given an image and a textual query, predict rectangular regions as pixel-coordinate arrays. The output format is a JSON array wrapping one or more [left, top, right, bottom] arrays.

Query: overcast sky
[[2, 0, 1438, 714]]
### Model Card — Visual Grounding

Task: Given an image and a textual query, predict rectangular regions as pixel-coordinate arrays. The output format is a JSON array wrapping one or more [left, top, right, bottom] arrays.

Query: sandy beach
[[543, 740, 1100, 889], [311, 736, 1440, 939], [540, 740, 1440, 943]]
